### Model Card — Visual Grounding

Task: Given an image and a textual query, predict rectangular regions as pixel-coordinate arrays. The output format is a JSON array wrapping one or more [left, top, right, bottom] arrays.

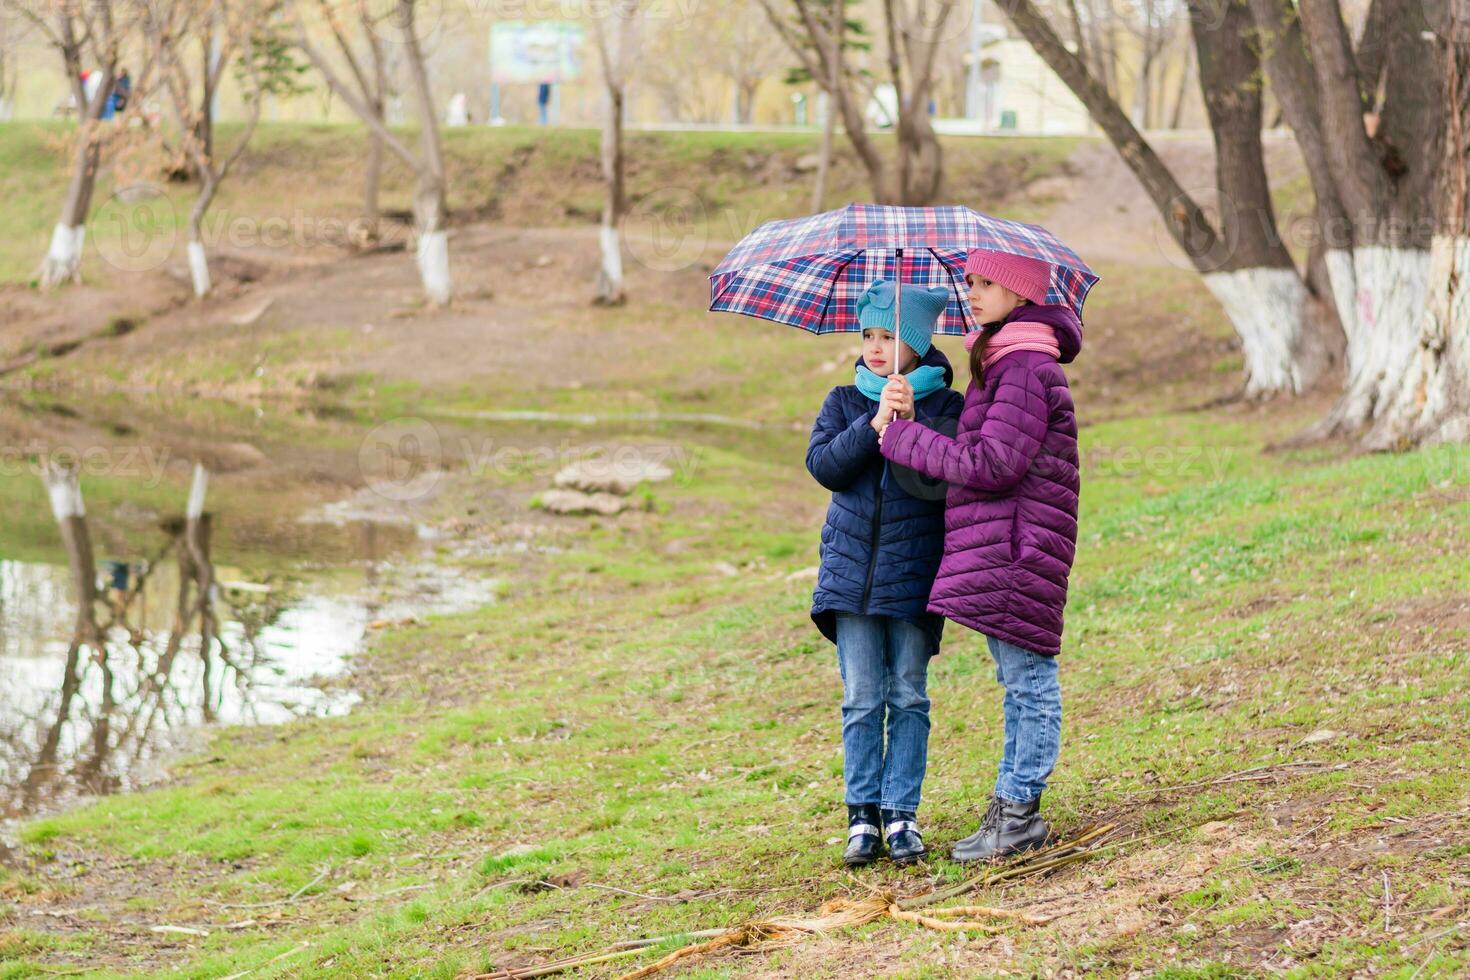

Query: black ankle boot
[[881, 808, 927, 865], [842, 804, 883, 866], [951, 794, 1049, 863]]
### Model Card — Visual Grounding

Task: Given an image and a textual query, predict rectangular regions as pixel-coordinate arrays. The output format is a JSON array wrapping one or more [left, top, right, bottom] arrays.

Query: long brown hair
[[968, 299, 1034, 385], [968, 324, 1003, 386]]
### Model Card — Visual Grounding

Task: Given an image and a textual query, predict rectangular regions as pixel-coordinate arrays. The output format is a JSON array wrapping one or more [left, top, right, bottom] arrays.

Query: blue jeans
[[834, 612, 934, 811], [988, 635, 1063, 803]]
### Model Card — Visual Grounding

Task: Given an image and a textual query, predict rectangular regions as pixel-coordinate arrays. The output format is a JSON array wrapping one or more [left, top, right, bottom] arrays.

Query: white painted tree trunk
[[187, 462, 210, 521], [1319, 246, 1432, 432], [0, 98, 13, 122], [1363, 236, 1470, 447], [43, 464, 85, 521], [597, 221, 624, 304], [40, 223, 87, 287], [1201, 267, 1309, 396], [187, 240, 212, 298], [415, 229, 451, 306]]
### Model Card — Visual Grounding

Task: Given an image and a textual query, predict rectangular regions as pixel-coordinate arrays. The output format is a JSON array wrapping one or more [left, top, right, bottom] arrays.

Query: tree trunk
[[1191, 0, 1317, 395], [1007, 0, 1318, 396], [412, 176, 450, 306], [182, 466, 218, 721], [1169, 40, 1193, 129], [44, 464, 100, 648], [760, 0, 895, 202], [1002, 0, 1220, 262], [295, 4, 449, 303], [40, 68, 112, 288], [187, 175, 217, 297], [596, 84, 626, 305], [886, 0, 949, 205], [737, 80, 757, 124], [1293, 0, 1443, 436], [1360, 32, 1470, 447], [813, 92, 835, 212], [812, 0, 843, 213], [592, 0, 638, 304], [362, 124, 384, 246], [898, 108, 943, 204], [399, 0, 451, 305]]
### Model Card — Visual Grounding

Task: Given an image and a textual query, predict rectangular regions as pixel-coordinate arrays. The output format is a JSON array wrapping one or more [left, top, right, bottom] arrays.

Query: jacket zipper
[[861, 477, 883, 612], [859, 396, 936, 611]]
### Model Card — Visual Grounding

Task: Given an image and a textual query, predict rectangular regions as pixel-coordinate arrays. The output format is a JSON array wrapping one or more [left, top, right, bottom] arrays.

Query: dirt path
[[1035, 129, 1310, 269]]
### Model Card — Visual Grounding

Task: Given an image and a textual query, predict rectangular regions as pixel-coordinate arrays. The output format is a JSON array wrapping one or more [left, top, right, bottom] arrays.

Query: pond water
[[0, 510, 498, 821]]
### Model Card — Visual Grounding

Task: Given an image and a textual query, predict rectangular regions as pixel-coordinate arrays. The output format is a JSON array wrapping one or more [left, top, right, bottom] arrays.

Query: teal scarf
[[855, 363, 947, 404]]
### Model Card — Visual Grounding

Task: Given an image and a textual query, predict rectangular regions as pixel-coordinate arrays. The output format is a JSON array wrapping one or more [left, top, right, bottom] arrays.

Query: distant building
[[944, 23, 1092, 136]]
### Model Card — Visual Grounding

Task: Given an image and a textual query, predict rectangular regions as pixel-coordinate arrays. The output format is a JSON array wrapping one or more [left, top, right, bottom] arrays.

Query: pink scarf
[[964, 321, 1061, 370]]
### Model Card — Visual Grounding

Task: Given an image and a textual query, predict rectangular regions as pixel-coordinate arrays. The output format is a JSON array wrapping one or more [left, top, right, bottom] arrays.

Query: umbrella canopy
[[708, 203, 1098, 333]]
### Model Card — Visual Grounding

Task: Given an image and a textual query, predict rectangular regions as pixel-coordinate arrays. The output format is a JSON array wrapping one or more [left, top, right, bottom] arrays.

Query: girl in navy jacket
[[806, 280, 963, 866]]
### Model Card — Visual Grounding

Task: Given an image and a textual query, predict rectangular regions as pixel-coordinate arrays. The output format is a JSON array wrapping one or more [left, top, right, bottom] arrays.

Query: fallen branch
[[1120, 760, 1340, 797], [461, 824, 1121, 980], [217, 940, 311, 980], [902, 822, 1120, 910], [207, 869, 330, 910]]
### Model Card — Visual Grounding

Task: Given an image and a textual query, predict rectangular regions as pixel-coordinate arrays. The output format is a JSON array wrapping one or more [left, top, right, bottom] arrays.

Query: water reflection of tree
[[5, 463, 292, 819]]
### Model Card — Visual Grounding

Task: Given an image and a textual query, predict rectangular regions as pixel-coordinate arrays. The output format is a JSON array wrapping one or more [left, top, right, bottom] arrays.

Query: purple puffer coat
[[878, 304, 1082, 657]]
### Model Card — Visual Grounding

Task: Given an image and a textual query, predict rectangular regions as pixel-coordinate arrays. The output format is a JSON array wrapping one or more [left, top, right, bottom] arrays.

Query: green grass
[[5, 369, 1468, 976]]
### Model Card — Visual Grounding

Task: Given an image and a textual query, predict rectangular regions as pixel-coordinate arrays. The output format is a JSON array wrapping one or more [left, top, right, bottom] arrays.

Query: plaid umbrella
[[708, 203, 1098, 334]]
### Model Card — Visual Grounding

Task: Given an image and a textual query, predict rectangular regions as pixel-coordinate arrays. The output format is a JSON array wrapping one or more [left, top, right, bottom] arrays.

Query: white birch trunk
[[1363, 235, 1470, 447], [187, 240, 212, 298], [415, 229, 451, 306], [1201, 266, 1309, 396], [41, 223, 87, 287]]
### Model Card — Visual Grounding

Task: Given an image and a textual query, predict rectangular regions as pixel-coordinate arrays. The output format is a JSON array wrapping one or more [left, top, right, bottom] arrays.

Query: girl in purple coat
[[875, 249, 1083, 862]]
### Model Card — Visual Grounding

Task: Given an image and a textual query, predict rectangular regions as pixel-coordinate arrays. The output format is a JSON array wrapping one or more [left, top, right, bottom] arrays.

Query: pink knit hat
[[963, 249, 1053, 305]]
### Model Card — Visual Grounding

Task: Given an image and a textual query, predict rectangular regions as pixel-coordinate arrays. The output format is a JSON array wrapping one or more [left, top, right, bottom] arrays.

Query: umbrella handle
[[894, 247, 904, 373]]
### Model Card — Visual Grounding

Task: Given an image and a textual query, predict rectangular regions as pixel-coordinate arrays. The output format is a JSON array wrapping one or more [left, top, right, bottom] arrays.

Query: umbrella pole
[[882, 247, 904, 491], [894, 247, 905, 374]]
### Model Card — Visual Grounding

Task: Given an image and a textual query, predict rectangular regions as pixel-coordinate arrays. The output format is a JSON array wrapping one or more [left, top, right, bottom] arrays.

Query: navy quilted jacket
[[807, 346, 965, 649]]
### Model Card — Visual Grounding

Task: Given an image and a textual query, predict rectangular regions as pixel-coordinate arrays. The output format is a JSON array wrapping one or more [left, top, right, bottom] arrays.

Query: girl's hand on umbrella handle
[[871, 401, 894, 433], [882, 380, 914, 420]]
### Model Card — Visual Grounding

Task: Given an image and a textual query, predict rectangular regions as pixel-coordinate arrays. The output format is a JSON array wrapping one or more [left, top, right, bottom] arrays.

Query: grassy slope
[[5, 387, 1464, 975], [1, 125, 1467, 978], [2, 274, 1468, 978], [0, 122, 1077, 286]]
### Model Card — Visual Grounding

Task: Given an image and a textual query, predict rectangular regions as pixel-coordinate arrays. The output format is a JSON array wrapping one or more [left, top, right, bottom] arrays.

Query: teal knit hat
[[856, 280, 949, 359]]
